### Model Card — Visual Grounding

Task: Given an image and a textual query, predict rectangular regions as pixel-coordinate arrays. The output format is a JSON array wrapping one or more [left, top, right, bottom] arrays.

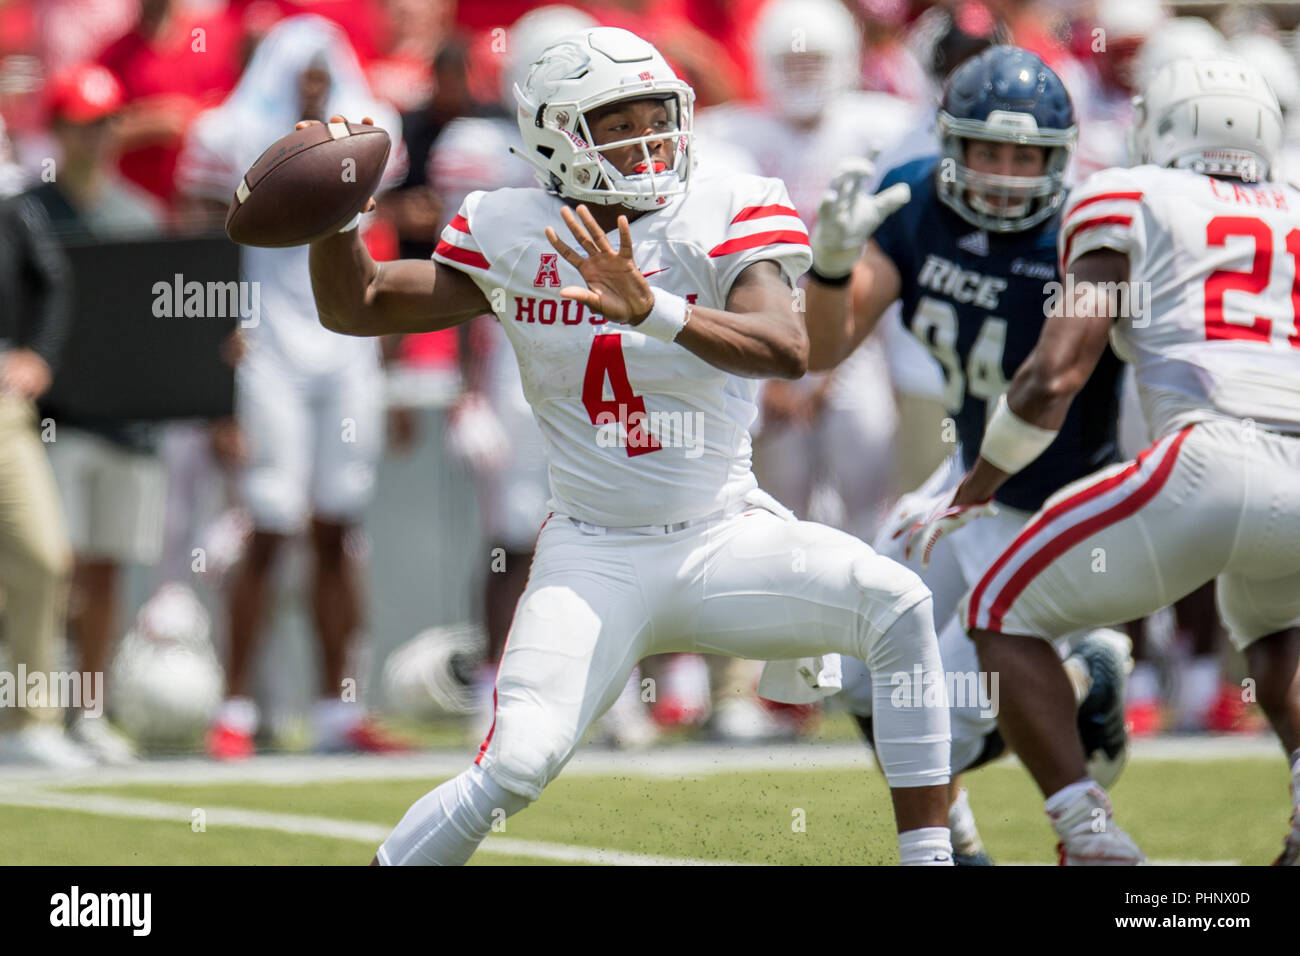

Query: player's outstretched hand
[[294, 114, 378, 215], [895, 491, 998, 569], [545, 204, 654, 325], [810, 157, 911, 280]]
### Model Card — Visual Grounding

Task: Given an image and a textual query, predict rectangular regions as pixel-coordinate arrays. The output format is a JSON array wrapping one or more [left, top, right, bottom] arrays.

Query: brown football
[[224, 120, 391, 248]]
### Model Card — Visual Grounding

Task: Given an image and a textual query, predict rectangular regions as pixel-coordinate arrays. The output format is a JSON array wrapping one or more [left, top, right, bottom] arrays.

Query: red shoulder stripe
[[1060, 215, 1133, 269], [435, 239, 490, 271], [730, 204, 800, 224], [709, 229, 810, 258], [1064, 191, 1143, 220]]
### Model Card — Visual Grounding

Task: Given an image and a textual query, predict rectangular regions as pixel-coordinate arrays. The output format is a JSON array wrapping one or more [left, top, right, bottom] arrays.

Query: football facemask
[[513, 28, 695, 212]]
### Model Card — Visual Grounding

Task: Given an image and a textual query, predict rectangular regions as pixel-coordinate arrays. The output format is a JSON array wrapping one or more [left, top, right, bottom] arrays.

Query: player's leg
[[1211, 509, 1300, 868], [214, 362, 310, 757], [1244, 628, 1300, 865], [817, 342, 898, 544], [966, 425, 1235, 862], [307, 361, 385, 749], [377, 519, 650, 864], [0, 395, 78, 763], [844, 605, 998, 864], [677, 497, 952, 861]]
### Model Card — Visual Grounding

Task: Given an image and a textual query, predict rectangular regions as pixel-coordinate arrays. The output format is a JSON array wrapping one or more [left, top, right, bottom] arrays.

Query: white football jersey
[[434, 172, 813, 527], [1060, 164, 1300, 439]]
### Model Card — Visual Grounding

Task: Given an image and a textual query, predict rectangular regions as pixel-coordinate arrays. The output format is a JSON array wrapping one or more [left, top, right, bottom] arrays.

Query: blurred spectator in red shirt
[[850, 0, 931, 102], [366, 0, 457, 113], [587, 0, 745, 106], [990, 0, 1089, 109], [37, 0, 138, 75], [229, 0, 388, 64], [98, 0, 242, 212]]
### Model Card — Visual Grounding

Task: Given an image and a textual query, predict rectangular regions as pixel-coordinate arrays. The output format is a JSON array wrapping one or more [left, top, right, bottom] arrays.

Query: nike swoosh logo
[[641, 268, 670, 278]]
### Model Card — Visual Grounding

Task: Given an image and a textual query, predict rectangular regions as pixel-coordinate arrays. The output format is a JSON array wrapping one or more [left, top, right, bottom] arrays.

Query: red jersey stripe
[[966, 432, 1176, 631], [1064, 191, 1143, 220], [448, 213, 472, 235], [730, 204, 800, 224], [1060, 214, 1134, 269], [985, 426, 1192, 631], [435, 239, 490, 271], [708, 229, 810, 258]]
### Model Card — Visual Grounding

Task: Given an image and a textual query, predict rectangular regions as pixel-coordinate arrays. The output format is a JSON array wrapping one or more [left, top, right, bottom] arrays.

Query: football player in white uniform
[[911, 57, 1300, 864], [431, 5, 601, 741], [177, 16, 408, 758], [305, 27, 954, 865], [803, 46, 1132, 865]]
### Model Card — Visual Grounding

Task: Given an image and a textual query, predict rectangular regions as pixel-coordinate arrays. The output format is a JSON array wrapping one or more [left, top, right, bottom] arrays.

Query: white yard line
[[0, 734, 1280, 790], [0, 786, 742, 866]]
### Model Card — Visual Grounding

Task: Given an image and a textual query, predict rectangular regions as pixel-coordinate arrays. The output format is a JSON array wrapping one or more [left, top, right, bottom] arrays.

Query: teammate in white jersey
[[176, 16, 407, 758], [907, 57, 1300, 864], [304, 27, 954, 865]]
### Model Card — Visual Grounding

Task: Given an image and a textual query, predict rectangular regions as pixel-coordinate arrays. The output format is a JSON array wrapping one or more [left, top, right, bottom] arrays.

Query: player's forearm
[[674, 305, 808, 379], [953, 367, 1075, 507], [804, 276, 859, 371], [310, 228, 382, 334], [310, 230, 459, 336]]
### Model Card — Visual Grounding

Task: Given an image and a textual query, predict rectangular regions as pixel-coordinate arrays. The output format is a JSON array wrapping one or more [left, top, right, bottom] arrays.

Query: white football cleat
[[1049, 783, 1146, 865], [69, 713, 139, 765], [0, 724, 96, 770]]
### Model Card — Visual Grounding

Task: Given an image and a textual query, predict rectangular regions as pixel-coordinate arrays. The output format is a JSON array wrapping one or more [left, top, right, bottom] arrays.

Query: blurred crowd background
[[1, 0, 1297, 768]]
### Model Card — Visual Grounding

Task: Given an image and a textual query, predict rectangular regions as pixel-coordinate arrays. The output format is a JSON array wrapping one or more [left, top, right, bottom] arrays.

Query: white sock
[[377, 763, 531, 865], [1044, 778, 1098, 818], [217, 697, 258, 735], [947, 788, 984, 856], [312, 698, 361, 745], [898, 826, 953, 866], [1127, 662, 1159, 702]]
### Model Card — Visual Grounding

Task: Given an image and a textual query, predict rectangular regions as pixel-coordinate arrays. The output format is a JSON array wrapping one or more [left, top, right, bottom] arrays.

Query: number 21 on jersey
[[1204, 215, 1300, 348]]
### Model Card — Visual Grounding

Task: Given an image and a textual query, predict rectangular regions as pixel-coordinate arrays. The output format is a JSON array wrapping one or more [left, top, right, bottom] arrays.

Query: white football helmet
[[513, 27, 694, 211], [134, 583, 212, 653], [1228, 33, 1300, 116], [754, 0, 860, 123], [1133, 17, 1225, 88], [1132, 57, 1283, 182], [500, 4, 598, 113], [108, 583, 223, 748]]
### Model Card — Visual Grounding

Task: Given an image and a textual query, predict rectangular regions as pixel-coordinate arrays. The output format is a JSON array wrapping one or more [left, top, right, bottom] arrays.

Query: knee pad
[[865, 596, 952, 789]]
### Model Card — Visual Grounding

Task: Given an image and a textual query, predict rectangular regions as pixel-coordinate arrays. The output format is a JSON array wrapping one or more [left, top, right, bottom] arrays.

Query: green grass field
[[0, 747, 1289, 865]]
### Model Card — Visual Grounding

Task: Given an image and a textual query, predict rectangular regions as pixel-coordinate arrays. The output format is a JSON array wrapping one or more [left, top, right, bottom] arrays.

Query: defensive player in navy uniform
[[803, 46, 1129, 864]]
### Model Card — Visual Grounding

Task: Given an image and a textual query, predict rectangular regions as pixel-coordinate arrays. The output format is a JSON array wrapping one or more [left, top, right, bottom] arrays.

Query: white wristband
[[979, 392, 1059, 474], [636, 288, 689, 343], [338, 212, 362, 233]]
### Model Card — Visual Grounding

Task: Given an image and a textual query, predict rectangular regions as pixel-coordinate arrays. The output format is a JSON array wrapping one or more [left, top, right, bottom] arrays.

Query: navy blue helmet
[[936, 45, 1076, 232]]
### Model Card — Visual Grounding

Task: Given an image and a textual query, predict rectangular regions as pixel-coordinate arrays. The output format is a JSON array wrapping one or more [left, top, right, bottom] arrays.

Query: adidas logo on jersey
[[956, 230, 989, 257], [917, 254, 1008, 309]]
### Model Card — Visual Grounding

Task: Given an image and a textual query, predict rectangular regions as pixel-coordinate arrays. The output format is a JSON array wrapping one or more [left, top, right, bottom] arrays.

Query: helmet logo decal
[[527, 43, 592, 100]]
